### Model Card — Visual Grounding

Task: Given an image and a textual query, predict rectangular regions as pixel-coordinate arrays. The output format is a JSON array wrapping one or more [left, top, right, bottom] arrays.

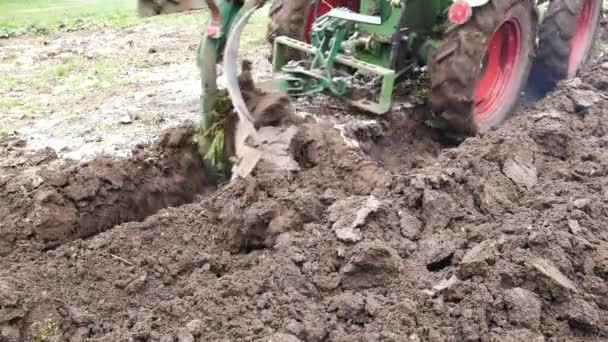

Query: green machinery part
[[196, 1, 236, 170], [196, 0, 263, 172], [196, 0, 492, 169], [272, 0, 463, 114], [273, 9, 398, 114]]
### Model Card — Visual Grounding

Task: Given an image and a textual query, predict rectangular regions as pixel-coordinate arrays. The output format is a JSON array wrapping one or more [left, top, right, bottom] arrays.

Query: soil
[[1, 15, 608, 342], [0, 124, 215, 259]]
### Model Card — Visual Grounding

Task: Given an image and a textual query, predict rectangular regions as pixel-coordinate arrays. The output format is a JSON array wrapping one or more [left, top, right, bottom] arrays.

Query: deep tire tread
[[527, 0, 602, 96], [429, 0, 537, 138]]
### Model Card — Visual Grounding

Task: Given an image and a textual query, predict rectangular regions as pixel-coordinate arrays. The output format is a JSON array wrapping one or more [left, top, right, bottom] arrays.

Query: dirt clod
[[458, 239, 498, 279], [504, 288, 542, 329], [341, 240, 401, 289], [185, 319, 202, 336], [176, 328, 194, 342], [503, 157, 538, 189], [329, 196, 381, 243], [1, 326, 20, 342], [532, 258, 577, 302], [399, 210, 422, 240], [0, 124, 215, 255], [2, 44, 608, 342], [564, 298, 602, 333]]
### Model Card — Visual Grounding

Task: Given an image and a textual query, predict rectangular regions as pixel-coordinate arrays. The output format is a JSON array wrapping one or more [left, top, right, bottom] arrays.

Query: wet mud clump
[[0, 124, 214, 257]]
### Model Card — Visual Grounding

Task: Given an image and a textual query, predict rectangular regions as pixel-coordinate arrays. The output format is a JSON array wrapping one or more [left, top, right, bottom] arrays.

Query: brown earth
[[1, 31, 608, 342], [0, 124, 216, 260], [1, 56, 608, 342]]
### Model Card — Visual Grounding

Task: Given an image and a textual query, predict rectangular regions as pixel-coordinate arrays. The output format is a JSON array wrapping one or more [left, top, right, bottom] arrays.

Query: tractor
[[138, 0, 603, 177]]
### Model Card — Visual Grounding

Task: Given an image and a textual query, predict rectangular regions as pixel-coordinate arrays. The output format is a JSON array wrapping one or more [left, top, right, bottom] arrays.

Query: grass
[[33, 320, 59, 342], [0, 1, 270, 93], [240, 9, 269, 49], [0, 0, 204, 36], [0, 98, 23, 109], [0, 55, 125, 96], [0, 94, 47, 113], [0, 125, 17, 138], [0, 0, 271, 51], [52, 56, 123, 94]]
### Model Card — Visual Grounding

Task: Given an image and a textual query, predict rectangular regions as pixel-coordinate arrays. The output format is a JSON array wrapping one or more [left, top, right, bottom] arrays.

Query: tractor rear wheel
[[266, 0, 313, 61], [429, 0, 537, 139], [526, 0, 602, 98], [266, 1, 359, 61]]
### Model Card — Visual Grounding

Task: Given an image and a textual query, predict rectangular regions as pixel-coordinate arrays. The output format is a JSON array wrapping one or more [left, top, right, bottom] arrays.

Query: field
[[1, 2, 608, 342], [0, 0, 268, 158]]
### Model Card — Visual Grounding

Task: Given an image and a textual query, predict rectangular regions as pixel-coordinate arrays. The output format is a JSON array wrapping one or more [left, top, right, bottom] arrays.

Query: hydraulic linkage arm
[[273, 2, 399, 114]]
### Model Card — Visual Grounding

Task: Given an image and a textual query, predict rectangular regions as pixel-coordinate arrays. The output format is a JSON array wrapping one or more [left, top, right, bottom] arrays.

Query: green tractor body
[[138, 0, 603, 176], [268, 0, 562, 115], [195, 0, 485, 142], [273, 0, 458, 114]]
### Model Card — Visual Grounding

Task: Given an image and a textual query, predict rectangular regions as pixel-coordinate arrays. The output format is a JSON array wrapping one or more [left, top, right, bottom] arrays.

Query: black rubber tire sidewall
[[429, 0, 537, 138], [526, 0, 603, 97]]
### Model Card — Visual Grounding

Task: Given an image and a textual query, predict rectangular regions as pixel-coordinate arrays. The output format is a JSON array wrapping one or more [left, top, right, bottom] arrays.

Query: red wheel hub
[[568, 0, 597, 77], [448, 2, 473, 25], [474, 18, 523, 121]]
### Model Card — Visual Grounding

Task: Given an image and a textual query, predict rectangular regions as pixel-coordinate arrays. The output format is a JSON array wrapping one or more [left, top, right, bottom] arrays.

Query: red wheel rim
[[568, 0, 597, 77], [304, 1, 360, 43], [474, 18, 523, 121]]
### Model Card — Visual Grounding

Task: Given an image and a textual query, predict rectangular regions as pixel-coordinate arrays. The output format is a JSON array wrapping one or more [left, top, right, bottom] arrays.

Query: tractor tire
[[429, 0, 537, 139], [266, 0, 313, 61], [526, 0, 603, 98]]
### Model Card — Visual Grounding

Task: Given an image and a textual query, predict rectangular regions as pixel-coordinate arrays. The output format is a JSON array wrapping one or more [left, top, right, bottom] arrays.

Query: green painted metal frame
[[197, 1, 242, 125], [272, 0, 455, 114], [195, 0, 242, 168], [276, 9, 358, 99], [186, 0, 518, 172], [274, 36, 396, 114]]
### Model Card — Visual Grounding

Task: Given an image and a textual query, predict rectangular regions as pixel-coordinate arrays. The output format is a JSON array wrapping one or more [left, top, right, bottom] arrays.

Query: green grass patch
[[0, 125, 17, 138], [62, 111, 85, 125], [45, 56, 122, 94], [0, 55, 127, 95], [0, 0, 203, 36], [0, 26, 17, 38], [0, 94, 48, 115], [0, 74, 22, 92], [0, 1, 270, 38], [240, 9, 269, 49], [33, 320, 59, 342], [0, 98, 22, 109], [54, 56, 80, 78]]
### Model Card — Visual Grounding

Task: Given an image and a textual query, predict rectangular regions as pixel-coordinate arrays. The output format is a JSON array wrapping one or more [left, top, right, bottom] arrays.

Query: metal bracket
[[273, 36, 396, 114]]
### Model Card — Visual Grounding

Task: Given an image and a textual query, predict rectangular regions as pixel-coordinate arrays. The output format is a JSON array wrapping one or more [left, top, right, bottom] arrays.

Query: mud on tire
[[429, 0, 537, 139], [266, 0, 313, 61], [526, 0, 603, 98]]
